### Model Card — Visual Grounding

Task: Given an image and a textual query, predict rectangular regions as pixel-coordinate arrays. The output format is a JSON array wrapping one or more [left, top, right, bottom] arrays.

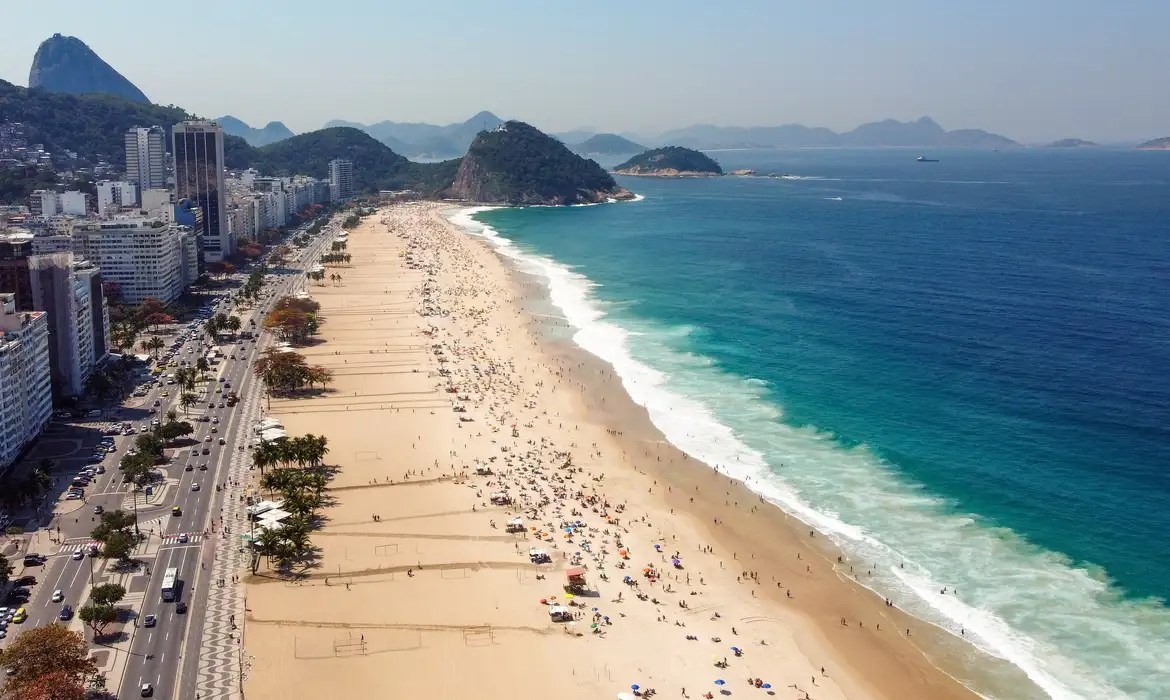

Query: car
[[204, 436, 212, 443], [218, 437, 226, 445], [58, 605, 73, 621], [11, 608, 27, 623], [176, 601, 188, 614], [94, 505, 104, 515], [210, 426, 218, 434], [14, 576, 35, 587], [218, 402, 226, 408], [211, 416, 220, 424], [184, 464, 193, 472], [161, 391, 169, 397], [218, 377, 225, 383], [153, 399, 161, 406], [178, 533, 189, 543], [143, 614, 157, 627], [51, 589, 64, 602], [198, 463, 208, 471], [96, 465, 106, 474], [21, 555, 44, 567], [139, 426, 149, 433], [191, 449, 199, 457], [141, 683, 154, 697], [191, 483, 200, 491], [71, 550, 84, 561], [202, 447, 210, 455]]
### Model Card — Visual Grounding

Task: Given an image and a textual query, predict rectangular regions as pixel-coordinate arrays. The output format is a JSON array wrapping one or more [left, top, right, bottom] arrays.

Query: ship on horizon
[[916, 155, 939, 162]]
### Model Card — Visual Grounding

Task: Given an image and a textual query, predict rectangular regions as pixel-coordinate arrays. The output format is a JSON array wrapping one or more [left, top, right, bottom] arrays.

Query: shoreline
[[241, 202, 1015, 700]]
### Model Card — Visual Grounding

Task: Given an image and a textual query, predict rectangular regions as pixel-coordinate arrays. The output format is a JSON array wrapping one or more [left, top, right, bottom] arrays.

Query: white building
[[96, 180, 138, 217], [31, 190, 61, 217], [60, 191, 90, 216], [177, 227, 200, 287], [329, 159, 354, 202], [0, 293, 52, 471], [125, 126, 168, 190], [74, 219, 185, 303]]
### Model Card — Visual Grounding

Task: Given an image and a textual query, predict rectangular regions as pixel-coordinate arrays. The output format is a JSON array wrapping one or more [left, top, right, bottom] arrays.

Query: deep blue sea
[[451, 149, 1170, 699]]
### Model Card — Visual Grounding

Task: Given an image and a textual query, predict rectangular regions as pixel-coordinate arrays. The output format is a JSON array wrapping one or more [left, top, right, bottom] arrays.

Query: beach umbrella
[[730, 646, 740, 653], [762, 684, 771, 689], [713, 680, 726, 686], [631, 684, 640, 691], [591, 607, 599, 612]]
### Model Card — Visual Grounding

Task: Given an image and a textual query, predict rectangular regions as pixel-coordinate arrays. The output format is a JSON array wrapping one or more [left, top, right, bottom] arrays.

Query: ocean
[[449, 148, 1170, 699]]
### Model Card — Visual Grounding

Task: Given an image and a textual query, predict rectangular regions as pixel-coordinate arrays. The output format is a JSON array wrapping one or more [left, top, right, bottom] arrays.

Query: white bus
[[160, 567, 179, 602]]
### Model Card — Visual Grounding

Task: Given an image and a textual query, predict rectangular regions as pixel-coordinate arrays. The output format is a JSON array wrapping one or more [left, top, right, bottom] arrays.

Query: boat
[[916, 156, 939, 162]]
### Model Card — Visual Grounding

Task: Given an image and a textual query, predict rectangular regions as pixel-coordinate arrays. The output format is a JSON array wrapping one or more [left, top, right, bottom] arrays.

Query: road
[[1, 219, 339, 699]]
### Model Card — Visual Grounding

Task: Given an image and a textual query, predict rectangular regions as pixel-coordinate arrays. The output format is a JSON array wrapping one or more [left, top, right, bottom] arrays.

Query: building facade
[[75, 219, 185, 304], [126, 126, 168, 190], [0, 293, 52, 472], [27, 254, 100, 399], [173, 121, 231, 262], [96, 180, 138, 217], [329, 159, 354, 202]]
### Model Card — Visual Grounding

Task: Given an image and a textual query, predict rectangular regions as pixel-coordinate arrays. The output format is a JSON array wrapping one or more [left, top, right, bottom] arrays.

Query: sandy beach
[[240, 202, 984, 700]]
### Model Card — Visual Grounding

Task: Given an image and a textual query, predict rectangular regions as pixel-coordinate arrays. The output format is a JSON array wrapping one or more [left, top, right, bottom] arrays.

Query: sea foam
[[447, 207, 1170, 700]]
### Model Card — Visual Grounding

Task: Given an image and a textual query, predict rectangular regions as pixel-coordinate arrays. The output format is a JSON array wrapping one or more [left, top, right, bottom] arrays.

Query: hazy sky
[[2, 0, 1168, 143]]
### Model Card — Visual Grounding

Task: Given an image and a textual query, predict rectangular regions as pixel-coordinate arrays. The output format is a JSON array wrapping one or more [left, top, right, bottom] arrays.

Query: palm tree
[[225, 316, 242, 338], [139, 339, 151, 356], [179, 393, 198, 416], [195, 357, 210, 380], [253, 527, 283, 573], [147, 336, 165, 358], [166, 408, 178, 423]]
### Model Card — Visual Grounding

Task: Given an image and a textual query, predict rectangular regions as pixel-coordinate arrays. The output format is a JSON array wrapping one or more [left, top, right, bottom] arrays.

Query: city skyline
[[0, 1, 1168, 143]]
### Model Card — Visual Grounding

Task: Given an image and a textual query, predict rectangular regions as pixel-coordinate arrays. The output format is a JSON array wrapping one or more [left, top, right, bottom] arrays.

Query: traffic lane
[[123, 541, 203, 697], [8, 555, 67, 630]]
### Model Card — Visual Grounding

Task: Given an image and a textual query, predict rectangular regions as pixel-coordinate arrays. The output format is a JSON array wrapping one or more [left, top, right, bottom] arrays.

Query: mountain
[[445, 121, 631, 205], [555, 129, 598, 145], [28, 34, 149, 104], [1136, 137, 1170, 151], [0, 78, 193, 164], [230, 127, 458, 194], [323, 111, 504, 159], [572, 133, 647, 155], [649, 117, 1018, 149], [1046, 138, 1098, 148], [614, 146, 723, 176], [216, 115, 295, 147]]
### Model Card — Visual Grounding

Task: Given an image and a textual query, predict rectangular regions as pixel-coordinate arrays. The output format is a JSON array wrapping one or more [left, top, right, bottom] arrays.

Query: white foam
[[446, 208, 1169, 700]]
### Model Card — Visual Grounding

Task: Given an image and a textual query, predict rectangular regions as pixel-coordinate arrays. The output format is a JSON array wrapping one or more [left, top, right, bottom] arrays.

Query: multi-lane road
[[2, 220, 338, 699]]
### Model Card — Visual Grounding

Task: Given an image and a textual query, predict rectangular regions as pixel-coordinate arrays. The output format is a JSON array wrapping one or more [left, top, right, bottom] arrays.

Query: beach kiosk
[[548, 605, 572, 623], [505, 517, 525, 533], [565, 566, 587, 594]]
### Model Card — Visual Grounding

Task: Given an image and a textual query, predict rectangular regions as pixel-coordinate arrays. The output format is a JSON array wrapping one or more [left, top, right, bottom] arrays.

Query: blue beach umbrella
[[713, 680, 726, 686], [762, 683, 771, 689], [631, 684, 640, 691]]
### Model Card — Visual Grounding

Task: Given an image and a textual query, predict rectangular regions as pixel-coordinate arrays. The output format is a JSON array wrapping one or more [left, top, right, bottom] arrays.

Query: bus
[[160, 567, 179, 602]]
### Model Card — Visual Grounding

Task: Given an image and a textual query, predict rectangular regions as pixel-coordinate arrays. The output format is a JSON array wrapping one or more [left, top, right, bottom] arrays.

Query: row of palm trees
[[251, 434, 329, 475], [250, 435, 332, 571], [0, 459, 54, 512], [138, 336, 166, 358]]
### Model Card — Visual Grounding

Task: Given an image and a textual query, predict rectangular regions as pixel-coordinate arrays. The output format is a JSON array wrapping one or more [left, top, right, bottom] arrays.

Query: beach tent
[[260, 427, 287, 442], [246, 500, 283, 517]]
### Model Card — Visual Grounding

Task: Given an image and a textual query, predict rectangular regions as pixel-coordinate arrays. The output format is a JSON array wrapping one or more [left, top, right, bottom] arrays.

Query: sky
[[2, 0, 1169, 143]]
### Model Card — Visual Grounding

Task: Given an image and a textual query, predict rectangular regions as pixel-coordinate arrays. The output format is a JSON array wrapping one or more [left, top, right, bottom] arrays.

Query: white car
[[71, 550, 84, 561], [191, 483, 201, 491], [51, 589, 64, 602]]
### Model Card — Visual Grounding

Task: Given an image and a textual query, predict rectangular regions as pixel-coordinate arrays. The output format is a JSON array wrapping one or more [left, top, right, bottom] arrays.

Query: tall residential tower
[[329, 158, 354, 202], [125, 126, 167, 189], [172, 121, 231, 262]]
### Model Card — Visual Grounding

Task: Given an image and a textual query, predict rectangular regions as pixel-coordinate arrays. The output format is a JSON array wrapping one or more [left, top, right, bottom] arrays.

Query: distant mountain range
[[1046, 138, 1098, 148], [571, 133, 646, 155], [28, 34, 149, 104], [1136, 136, 1170, 151], [216, 115, 296, 147], [630, 117, 1020, 150], [323, 111, 504, 159]]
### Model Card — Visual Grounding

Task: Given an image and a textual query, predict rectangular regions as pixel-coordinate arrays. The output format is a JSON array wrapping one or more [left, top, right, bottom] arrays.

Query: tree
[[195, 356, 210, 379], [0, 625, 97, 699], [91, 582, 126, 606], [179, 392, 199, 416], [147, 336, 165, 358], [252, 527, 283, 573], [225, 315, 242, 336], [78, 603, 118, 639], [100, 530, 137, 562], [0, 553, 10, 586]]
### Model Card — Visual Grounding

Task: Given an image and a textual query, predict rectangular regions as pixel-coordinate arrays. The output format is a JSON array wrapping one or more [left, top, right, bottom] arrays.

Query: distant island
[[613, 146, 723, 177], [1046, 138, 1097, 148], [1136, 137, 1170, 151], [445, 121, 634, 205], [571, 133, 646, 155]]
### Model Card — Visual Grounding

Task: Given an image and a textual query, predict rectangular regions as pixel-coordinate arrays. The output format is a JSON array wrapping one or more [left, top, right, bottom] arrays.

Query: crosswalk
[[161, 533, 203, 546], [57, 539, 99, 555]]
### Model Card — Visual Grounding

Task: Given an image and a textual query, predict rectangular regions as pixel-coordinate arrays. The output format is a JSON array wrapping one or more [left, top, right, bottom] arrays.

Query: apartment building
[[74, 219, 184, 303], [329, 158, 354, 202], [0, 293, 52, 471], [96, 180, 139, 217], [125, 126, 168, 189]]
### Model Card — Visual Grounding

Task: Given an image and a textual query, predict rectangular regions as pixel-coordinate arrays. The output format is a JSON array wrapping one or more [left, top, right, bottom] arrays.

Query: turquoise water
[[450, 149, 1170, 699]]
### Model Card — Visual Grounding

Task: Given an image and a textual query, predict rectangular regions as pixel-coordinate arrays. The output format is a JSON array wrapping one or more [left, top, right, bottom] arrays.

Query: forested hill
[[613, 146, 723, 176]]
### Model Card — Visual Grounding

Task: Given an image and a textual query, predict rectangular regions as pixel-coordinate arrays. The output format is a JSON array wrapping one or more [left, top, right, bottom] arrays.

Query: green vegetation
[[447, 121, 626, 205], [253, 346, 333, 394], [262, 296, 323, 343], [90, 509, 141, 563], [614, 146, 724, 175], [78, 583, 126, 638], [0, 553, 10, 586], [250, 435, 331, 572], [0, 79, 251, 166]]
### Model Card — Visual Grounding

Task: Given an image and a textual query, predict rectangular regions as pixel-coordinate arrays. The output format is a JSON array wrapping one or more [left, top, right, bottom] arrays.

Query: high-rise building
[[125, 126, 168, 189], [173, 121, 231, 262], [0, 293, 52, 472], [27, 255, 102, 399], [329, 159, 354, 202], [74, 219, 185, 303]]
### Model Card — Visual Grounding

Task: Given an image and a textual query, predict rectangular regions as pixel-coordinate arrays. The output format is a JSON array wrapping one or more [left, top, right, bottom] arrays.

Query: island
[[1136, 137, 1170, 151], [1046, 138, 1097, 148], [444, 121, 634, 205], [613, 146, 724, 177]]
